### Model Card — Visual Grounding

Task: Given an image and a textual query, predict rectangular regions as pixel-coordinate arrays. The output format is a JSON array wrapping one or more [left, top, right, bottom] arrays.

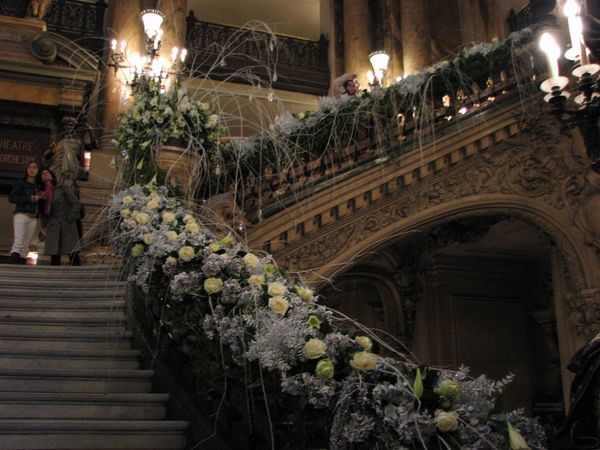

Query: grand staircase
[[0, 263, 188, 449]]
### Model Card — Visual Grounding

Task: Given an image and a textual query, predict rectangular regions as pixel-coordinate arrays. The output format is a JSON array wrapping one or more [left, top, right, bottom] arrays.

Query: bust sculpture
[[26, 0, 53, 20]]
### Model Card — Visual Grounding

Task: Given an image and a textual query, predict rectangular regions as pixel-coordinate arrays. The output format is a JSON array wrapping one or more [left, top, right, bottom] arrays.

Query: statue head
[[61, 116, 78, 136]]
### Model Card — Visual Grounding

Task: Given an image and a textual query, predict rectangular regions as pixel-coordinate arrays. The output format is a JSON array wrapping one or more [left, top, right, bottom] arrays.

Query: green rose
[[435, 379, 461, 397], [296, 286, 314, 302], [219, 233, 235, 247], [315, 359, 335, 380], [131, 243, 145, 257]]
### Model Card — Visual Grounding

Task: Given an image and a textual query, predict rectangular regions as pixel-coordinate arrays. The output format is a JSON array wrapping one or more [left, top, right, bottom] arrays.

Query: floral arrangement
[[114, 79, 221, 184], [109, 182, 547, 449]]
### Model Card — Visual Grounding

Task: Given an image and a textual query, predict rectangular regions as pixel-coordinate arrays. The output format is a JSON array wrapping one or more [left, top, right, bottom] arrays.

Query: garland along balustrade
[[207, 28, 547, 223]]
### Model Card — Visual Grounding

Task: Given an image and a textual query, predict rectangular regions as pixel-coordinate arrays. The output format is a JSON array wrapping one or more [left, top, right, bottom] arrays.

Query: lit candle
[[539, 33, 561, 81], [171, 46, 179, 62], [111, 39, 117, 51], [180, 48, 188, 62], [367, 70, 375, 85], [564, 0, 581, 57]]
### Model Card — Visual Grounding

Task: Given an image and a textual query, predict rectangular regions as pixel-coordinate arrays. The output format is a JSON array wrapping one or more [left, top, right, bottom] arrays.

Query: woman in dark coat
[[8, 161, 43, 264], [40, 169, 81, 266]]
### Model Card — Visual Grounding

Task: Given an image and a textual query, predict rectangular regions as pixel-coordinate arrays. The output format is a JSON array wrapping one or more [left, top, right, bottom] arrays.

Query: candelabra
[[539, 0, 599, 172], [109, 9, 188, 97]]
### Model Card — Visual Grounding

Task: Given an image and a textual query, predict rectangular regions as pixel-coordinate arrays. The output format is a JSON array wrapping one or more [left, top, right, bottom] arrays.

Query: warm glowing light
[[369, 51, 390, 73], [120, 40, 127, 53], [539, 33, 561, 80], [140, 9, 165, 40], [563, 0, 579, 18], [458, 106, 468, 115], [367, 71, 375, 85], [171, 46, 179, 62], [111, 39, 117, 51], [180, 48, 187, 62]]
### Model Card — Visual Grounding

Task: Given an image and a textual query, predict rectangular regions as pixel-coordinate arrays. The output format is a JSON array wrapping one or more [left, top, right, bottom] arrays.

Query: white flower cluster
[[109, 184, 545, 449]]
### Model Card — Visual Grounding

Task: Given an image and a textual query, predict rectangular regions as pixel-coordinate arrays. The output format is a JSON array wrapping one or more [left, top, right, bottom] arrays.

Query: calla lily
[[507, 422, 530, 450]]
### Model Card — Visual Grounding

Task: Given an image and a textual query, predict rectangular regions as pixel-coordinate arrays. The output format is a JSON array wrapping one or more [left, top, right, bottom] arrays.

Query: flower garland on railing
[[110, 183, 546, 449], [114, 79, 221, 185], [215, 28, 536, 187]]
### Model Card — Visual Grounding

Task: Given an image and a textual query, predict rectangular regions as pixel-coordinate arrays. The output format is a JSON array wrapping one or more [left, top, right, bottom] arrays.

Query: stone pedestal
[[400, 0, 432, 74]]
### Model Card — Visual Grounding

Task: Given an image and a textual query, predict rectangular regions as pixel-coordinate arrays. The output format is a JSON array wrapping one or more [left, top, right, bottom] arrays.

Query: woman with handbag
[[40, 169, 81, 266]]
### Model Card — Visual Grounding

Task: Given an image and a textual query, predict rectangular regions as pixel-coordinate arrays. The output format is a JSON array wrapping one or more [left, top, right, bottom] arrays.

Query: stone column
[[342, 0, 372, 90], [328, 0, 345, 95], [157, 0, 188, 54], [456, 0, 487, 44], [384, 0, 403, 80], [401, 0, 432, 75], [90, 0, 144, 184]]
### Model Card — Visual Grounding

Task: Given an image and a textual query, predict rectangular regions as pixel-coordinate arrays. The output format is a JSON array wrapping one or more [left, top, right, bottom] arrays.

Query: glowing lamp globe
[[140, 10, 165, 39], [369, 51, 390, 73]]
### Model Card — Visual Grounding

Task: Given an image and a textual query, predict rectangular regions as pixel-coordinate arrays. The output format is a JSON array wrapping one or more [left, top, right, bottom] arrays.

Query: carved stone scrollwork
[[568, 289, 600, 339]]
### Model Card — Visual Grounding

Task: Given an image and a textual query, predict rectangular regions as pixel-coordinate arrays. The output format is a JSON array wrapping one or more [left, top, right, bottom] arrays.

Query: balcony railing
[[185, 12, 329, 95], [45, 0, 107, 55]]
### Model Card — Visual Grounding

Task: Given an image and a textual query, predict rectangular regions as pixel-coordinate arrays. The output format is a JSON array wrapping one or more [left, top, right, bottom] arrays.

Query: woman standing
[[8, 161, 43, 264], [40, 170, 81, 266]]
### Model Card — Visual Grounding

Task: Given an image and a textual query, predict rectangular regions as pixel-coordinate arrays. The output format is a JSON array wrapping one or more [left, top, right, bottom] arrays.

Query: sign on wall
[[0, 124, 49, 185]]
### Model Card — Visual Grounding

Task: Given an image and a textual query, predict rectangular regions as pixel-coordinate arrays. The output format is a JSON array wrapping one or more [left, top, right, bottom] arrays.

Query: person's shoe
[[9, 252, 21, 264]]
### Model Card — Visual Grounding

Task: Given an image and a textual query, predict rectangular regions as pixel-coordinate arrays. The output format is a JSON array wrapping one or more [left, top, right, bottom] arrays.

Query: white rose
[[135, 212, 150, 225], [355, 336, 373, 351], [165, 256, 177, 267], [295, 286, 314, 303], [268, 295, 289, 315], [146, 200, 159, 209], [248, 274, 264, 286], [142, 233, 156, 245], [166, 230, 178, 241], [243, 253, 259, 267], [268, 281, 287, 297], [122, 196, 133, 205], [162, 212, 176, 223], [350, 352, 377, 372], [178, 246, 195, 262], [185, 222, 200, 234], [120, 208, 131, 218], [303, 338, 326, 359], [183, 214, 195, 223], [435, 411, 459, 433], [204, 278, 224, 295]]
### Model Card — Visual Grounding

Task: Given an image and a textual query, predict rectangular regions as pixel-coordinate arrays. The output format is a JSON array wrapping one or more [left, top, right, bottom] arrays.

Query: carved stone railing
[[45, 0, 107, 55], [185, 12, 329, 95]]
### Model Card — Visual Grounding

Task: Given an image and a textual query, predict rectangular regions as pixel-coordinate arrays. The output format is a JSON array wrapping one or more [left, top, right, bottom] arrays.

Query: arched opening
[[320, 215, 566, 438]]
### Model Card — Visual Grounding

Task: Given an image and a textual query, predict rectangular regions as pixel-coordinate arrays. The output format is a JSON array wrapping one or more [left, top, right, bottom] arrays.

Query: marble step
[[0, 419, 187, 449], [0, 264, 122, 279], [0, 392, 168, 420], [0, 330, 133, 351], [0, 278, 127, 290], [0, 348, 140, 370], [0, 298, 125, 311], [0, 288, 126, 300], [0, 316, 127, 334], [0, 368, 153, 393], [0, 309, 125, 321]]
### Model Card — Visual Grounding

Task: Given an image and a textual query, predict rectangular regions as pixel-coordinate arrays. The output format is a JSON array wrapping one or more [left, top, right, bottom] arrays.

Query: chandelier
[[109, 9, 188, 97], [538, 0, 599, 172]]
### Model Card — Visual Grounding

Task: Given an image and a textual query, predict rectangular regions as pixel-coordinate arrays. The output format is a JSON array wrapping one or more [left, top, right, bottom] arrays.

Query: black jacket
[[9, 179, 39, 215]]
